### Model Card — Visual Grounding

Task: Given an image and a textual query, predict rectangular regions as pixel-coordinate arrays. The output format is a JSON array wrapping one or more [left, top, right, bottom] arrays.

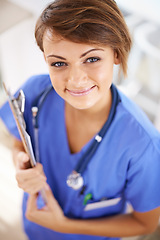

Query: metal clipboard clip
[[3, 82, 36, 167]]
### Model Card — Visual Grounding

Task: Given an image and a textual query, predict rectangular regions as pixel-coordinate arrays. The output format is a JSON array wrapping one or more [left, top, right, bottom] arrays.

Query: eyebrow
[[46, 48, 104, 60], [80, 48, 104, 58], [46, 54, 66, 60]]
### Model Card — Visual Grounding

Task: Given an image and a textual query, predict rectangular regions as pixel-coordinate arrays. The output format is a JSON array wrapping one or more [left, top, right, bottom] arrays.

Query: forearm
[[26, 187, 160, 237], [62, 213, 155, 237]]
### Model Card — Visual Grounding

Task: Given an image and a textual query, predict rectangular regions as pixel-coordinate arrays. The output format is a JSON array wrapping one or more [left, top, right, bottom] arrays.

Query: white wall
[[8, 0, 53, 16], [0, 17, 48, 92]]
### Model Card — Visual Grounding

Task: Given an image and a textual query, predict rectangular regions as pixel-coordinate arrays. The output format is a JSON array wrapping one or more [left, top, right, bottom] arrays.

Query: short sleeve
[[125, 138, 160, 212], [0, 74, 51, 140]]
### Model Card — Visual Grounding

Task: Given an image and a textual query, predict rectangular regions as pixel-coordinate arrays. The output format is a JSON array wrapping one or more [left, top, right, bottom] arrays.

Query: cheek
[[92, 65, 113, 85], [48, 70, 64, 89], [49, 75, 61, 92]]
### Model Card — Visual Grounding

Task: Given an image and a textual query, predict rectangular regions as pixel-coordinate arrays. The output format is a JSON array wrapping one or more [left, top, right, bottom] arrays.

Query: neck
[[65, 88, 112, 153]]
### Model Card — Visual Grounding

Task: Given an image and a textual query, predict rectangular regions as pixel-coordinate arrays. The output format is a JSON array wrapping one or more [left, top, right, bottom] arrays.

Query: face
[[43, 31, 120, 111]]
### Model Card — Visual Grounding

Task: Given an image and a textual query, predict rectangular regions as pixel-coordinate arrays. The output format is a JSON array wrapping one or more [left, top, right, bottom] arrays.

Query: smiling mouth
[[66, 86, 96, 96]]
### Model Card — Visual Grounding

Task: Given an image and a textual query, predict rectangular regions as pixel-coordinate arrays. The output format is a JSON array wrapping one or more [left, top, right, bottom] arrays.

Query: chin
[[69, 101, 96, 110]]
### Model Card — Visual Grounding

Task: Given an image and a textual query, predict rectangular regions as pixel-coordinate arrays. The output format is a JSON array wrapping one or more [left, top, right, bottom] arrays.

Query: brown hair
[[35, 0, 132, 77]]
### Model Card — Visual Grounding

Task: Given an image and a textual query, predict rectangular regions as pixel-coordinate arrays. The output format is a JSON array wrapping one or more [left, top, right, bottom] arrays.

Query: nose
[[67, 65, 88, 87]]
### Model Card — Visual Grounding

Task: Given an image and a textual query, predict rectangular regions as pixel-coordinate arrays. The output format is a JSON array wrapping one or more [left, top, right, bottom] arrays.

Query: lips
[[66, 85, 96, 96]]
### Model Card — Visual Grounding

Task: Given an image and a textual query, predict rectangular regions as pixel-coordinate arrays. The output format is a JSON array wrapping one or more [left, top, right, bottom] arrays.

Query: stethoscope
[[31, 84, 120, 190]]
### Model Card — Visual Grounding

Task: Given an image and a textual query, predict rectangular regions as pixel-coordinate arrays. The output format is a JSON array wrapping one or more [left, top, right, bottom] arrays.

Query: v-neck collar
[[62, 100, 95, 158], [62, 84, 120, 158]]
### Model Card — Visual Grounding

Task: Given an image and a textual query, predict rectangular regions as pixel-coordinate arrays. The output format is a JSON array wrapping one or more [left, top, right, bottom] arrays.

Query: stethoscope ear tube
[[32, 106, 40, 163], [32, 85, 53, 161]]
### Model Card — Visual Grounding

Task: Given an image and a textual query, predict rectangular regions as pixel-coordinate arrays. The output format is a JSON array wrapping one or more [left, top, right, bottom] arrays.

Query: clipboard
[[3, 82, 47, 203], [3, 82, 36, 167]]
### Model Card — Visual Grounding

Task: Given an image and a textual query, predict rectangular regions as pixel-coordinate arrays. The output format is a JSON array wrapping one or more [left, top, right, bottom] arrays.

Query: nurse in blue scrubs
[[0, 0, 160, 239]]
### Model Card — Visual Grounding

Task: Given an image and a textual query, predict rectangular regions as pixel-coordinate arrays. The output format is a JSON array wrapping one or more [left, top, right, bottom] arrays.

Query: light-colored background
[[0, 1, 160, 240]]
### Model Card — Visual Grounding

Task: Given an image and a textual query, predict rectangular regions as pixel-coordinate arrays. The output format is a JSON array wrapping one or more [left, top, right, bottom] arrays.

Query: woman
[[0, 0, 160, 239]]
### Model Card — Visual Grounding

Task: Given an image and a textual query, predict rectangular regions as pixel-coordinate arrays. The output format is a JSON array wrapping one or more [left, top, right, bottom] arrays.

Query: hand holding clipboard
[[3, 82, 47, 203]]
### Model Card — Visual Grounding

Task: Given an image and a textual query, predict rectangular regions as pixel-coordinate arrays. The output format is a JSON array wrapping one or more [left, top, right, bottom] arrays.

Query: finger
[[27, 184, 56, 212], [16, 169, 46, 189], [18, 177, 47, 194], [16, 152, 30, 169], [16, 174, 46, 194], [43, 184, 58, 209], [35, 163, 46, 176], [26, 193, 39, 221], [16, 163, 46, 181], [27, 193, 38, 211], [26, 193, 50, 224]]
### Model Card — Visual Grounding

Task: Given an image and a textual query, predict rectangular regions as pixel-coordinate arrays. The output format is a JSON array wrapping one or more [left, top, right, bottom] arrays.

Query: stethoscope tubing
[[31, 84, 120, 189], [74, 85, 120, 174]]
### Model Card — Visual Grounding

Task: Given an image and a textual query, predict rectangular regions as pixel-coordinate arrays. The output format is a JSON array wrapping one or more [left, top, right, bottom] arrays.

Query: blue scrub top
[[1, 74, 160, 240]]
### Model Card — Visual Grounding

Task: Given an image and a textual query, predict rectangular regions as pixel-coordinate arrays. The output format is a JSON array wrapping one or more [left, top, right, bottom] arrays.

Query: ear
[[114, 51, 120, 65]]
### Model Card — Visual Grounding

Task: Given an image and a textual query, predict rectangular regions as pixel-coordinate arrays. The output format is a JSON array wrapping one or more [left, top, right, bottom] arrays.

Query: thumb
[[16, 151, 31, 169], [26, 192, 38, 220]]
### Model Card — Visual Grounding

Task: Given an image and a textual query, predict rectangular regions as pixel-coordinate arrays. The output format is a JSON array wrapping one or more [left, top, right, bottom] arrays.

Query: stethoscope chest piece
[[66, 171, 84, 190]]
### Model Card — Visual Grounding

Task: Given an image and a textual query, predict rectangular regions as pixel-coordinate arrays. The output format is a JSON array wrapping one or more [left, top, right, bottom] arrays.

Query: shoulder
[[112, 87, 160, 159], [117, 87, 160, 140], [18, 74, 52, 107], [21, 74, 51, 96]]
